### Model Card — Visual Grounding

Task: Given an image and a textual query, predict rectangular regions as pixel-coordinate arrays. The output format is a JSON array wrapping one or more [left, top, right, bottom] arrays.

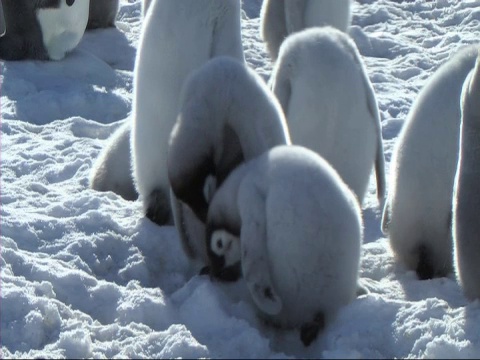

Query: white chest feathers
[[36, 0, 89, 60]]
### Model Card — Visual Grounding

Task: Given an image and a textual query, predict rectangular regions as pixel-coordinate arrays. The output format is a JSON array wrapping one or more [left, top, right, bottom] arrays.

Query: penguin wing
[[170, 191, 197, 260], [0, 0, 5, 37], [270, 61, 292, 119], [362, 63, 387, 209], [381, 200, 391, 235], [463, 50, 480, 118], [240, 185, 282, 316]]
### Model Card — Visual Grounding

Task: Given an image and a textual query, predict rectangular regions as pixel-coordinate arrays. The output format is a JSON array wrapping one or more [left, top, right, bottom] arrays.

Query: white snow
[[2, 0, 480, 358]]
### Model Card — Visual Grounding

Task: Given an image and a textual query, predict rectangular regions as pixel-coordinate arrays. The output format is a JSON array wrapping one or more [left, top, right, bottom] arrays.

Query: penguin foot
[[416, 244, 434, 280], [146, 188, 172, 225], [300, 312, 325, 347]]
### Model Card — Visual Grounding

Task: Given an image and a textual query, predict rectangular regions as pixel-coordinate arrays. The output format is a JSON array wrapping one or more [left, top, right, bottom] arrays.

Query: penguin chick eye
[[211, 230, 229, 256], [66, 0, 75, 6], [210, 230, 241, 267]]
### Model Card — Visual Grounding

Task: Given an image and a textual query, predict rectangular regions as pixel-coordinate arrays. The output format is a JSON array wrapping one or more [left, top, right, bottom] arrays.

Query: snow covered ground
[[2, 0, 480, 358]]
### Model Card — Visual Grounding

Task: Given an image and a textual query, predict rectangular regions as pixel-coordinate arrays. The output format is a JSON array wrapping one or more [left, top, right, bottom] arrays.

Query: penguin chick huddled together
[[205, 145, 363, 346], [168, 56, 290, 271], [168, 57, 363, 346]]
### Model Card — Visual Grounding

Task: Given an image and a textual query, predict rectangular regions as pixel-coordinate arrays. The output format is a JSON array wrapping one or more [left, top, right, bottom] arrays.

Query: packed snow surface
[[2, 0, 480, 358]]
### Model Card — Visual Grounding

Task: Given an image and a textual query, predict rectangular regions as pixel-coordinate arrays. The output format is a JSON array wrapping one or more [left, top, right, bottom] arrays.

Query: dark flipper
[[362, 51, 387, 209]]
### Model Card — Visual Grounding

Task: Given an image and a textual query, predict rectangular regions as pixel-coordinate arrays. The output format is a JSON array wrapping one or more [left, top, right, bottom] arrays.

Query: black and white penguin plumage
[[0, 0, 89, 60], [168, 56, 290, 269]]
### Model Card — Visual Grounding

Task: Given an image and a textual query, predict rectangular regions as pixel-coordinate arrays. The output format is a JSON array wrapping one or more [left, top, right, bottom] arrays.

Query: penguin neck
[[210, 162, 250, 235], [226, 97, 290, 161]]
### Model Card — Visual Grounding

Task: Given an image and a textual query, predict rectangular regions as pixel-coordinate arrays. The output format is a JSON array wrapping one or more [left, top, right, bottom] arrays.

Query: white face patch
[[36, 0, 90, 60], [211, 230, 241, 267]]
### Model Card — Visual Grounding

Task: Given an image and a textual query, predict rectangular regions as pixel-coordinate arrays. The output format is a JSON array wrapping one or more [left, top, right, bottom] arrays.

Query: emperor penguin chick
[[206, 145, 362, 346], [168, 56, 291, 268], [382, 45, 479, 280]]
